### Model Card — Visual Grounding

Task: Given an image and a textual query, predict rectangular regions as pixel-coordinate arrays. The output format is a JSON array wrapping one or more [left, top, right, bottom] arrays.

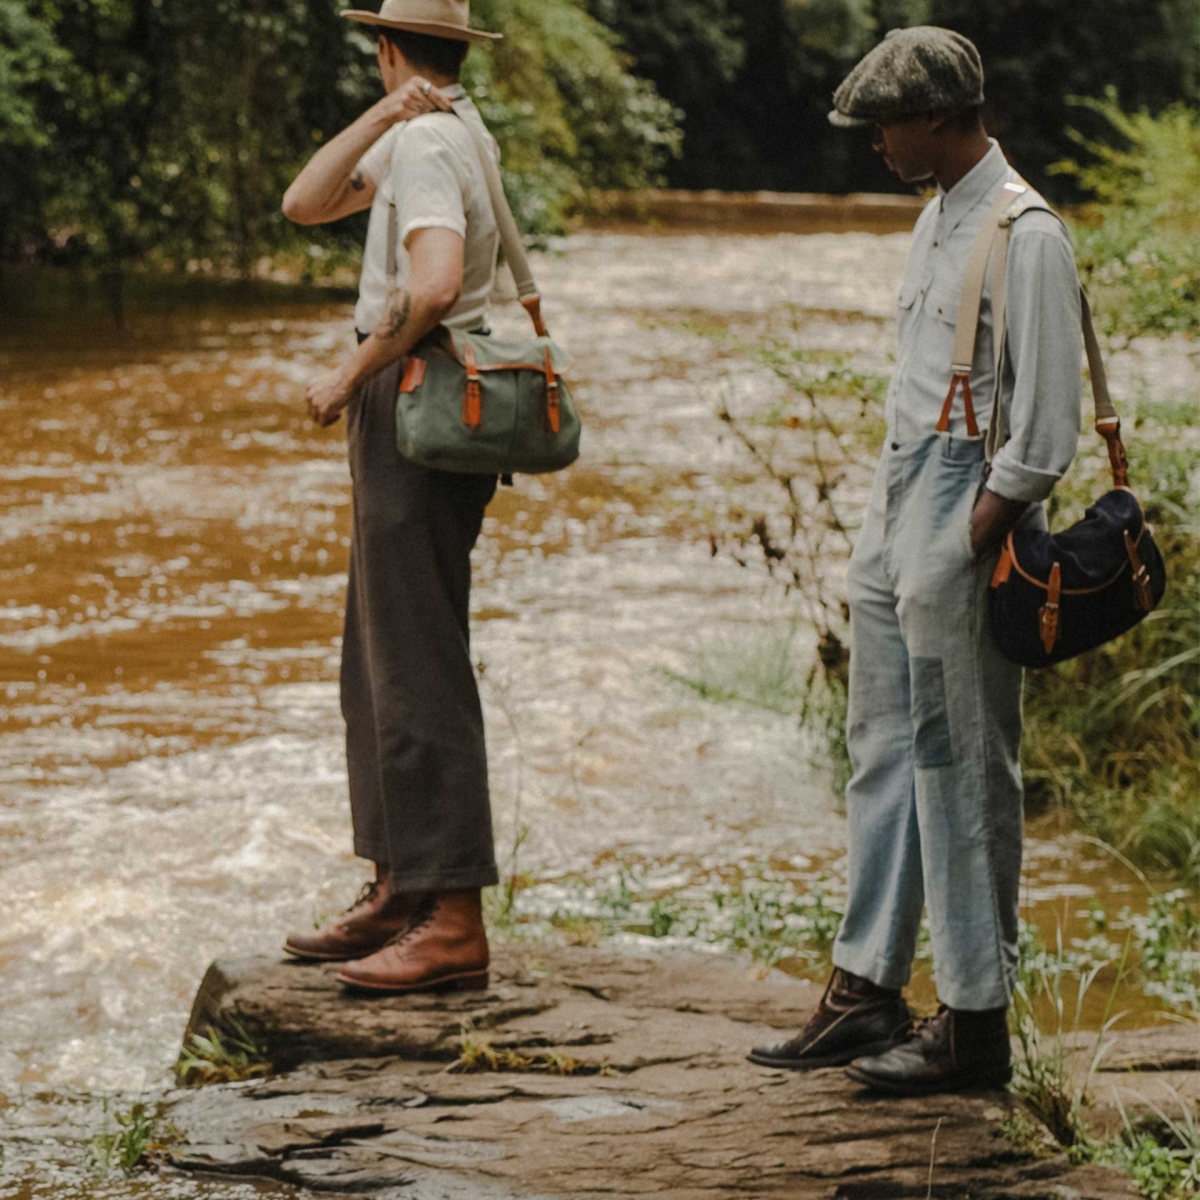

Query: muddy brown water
[[0, 229, 1186, 1194]]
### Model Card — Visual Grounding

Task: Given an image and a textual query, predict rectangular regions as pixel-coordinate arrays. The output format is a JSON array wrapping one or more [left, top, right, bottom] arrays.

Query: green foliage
[[1127, 890, 1200, 1012], [588, 0, 745, 113], [88, 1100, 167, 1175], [469, 0, 680, 238], [1009, 931, 1129, 1150], [176, 1017, 273, 1086], [1052, 94, 1200, 346], [451, 1021, 595, 1074], [1010, 935, 1200, 1200], [2, 0, 679, 278], [536, 870, 847, 967], [1018, 893, 1199, 1015], [998, 100, 1200, 879], [663, 620, 809, 714], [1098, 1100, 1200, 1200]]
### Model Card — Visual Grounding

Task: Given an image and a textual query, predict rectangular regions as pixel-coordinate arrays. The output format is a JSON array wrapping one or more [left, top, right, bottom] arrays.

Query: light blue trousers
[[831, 433, 1037, 1010]]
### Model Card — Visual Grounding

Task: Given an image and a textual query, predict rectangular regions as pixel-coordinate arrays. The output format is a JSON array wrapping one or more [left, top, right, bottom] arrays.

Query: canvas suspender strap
[[937, 181, 1027, 437], [384, 97, 550, 338], [950, 183, 1129, 489]]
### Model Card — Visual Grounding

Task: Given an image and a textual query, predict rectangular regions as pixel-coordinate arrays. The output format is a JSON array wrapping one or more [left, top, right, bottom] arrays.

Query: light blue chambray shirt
[[887, 140, 1082, 503]]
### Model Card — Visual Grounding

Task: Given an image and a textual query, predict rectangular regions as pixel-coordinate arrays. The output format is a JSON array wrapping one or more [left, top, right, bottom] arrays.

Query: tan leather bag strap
[[448, 94, 548, 334], [383, 98, 549, 337], [953, 183, 1128, 487]]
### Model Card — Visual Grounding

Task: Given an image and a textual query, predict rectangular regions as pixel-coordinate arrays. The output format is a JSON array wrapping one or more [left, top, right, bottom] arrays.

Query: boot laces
[[344, 880, 380, 914], [905, 1004, 949, 1046], [802, 970, 876, 1033], [388, 893, 438, 948]]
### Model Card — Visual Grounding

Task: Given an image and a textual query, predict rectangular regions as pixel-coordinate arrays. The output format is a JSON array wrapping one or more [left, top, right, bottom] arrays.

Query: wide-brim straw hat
[[342, 0, 501, 44]]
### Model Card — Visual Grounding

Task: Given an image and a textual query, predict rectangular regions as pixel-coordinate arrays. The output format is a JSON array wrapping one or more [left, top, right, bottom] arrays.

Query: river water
[[0, 227, 1184, 1195]]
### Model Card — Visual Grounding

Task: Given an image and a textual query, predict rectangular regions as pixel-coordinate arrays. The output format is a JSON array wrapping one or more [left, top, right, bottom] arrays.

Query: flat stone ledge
[[168, 944, 1157, 1198]]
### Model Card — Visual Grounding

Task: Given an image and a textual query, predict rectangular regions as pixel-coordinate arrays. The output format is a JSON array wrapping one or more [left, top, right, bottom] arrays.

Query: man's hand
[[969, 488, 1028, 559], [306, 368, 356, 428], [281, 79, 453, 227], [377, 76, 454, 126]]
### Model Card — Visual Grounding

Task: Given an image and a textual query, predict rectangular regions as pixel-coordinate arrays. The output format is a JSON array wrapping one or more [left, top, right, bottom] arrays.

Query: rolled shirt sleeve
[[986, 218, 1083, 504], [357, 125, 400, 186], [391, 122, 466, 248]]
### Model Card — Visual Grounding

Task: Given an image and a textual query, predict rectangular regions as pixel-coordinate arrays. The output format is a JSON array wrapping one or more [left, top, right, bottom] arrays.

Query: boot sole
[[336, 968, 490, 994], [844, 1063, 1013, 1096], [747, 1037, 898, 1071], [283, 941, 387, 963]]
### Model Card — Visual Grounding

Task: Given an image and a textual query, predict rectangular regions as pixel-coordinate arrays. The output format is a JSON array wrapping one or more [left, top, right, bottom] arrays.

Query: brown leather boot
[[283, 870, 419, 962], [748, 967, 910, 1069], [845, 1003, 1012, 1095], [336, 889, 489, 993]]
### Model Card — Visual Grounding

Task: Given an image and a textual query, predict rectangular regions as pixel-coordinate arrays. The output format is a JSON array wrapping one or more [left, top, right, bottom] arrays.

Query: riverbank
[[7, 944, 1197, 1198]]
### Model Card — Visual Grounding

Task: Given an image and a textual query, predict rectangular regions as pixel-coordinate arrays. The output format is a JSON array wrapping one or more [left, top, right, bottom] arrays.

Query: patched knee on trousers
[[911, 656, 953, 768]]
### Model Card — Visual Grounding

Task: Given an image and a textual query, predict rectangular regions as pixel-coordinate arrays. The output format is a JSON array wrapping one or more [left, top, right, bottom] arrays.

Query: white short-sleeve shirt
[[353, 88, 500, 334]]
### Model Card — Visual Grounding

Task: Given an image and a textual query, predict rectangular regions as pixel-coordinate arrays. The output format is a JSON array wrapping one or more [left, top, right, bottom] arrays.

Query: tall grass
[[1010, 936, 1200, 1199], [1022, 405, 1200, 883]]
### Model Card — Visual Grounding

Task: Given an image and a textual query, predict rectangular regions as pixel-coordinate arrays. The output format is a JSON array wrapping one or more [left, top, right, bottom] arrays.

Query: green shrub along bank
[[4, 1, 1196, 288], [0, 0, 679, 302]]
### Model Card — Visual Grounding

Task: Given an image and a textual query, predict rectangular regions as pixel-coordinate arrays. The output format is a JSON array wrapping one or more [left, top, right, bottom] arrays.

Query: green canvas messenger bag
[[387, 95, 581, 476]]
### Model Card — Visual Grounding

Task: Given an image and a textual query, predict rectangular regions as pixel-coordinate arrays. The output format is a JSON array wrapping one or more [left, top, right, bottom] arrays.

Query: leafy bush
[[467, 0, 680, 240], [1, 0, 680, 277], [1052, 93, 1200, 347]]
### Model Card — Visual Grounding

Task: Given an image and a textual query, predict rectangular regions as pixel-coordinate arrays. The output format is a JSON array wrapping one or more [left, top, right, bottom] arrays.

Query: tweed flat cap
[[829, 26, 984, 128]]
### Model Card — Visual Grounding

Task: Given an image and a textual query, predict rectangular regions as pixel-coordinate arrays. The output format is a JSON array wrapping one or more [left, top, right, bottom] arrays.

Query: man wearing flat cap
[[278, 0, 505, 994], [751, 27, 1082, 1095]]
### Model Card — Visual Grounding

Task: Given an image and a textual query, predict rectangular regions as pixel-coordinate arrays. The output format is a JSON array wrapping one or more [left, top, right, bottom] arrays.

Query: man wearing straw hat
[[279, 0, 504, 994]]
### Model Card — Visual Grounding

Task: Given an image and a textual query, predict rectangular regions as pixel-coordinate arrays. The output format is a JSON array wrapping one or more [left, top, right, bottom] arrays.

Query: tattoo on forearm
[[381, 291, 412, 339], [350, 169, 366, 192]]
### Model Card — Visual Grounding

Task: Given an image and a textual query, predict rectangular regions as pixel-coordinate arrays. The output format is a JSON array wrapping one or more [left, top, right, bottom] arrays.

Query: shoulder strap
[[936, 182, 1027, 437], [383, 99, 550, 337], [450, 95, 549, 334], [953, 182, 1127, 486]]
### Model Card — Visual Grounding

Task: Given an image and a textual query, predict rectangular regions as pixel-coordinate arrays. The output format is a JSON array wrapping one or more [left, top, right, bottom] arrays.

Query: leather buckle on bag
[[462, 342, 483, 430], [543, 347, 561, 434], [1124, 529, 1154, 612], [1096, 417, 1130, 489], [1038, 561, 1062, 655]]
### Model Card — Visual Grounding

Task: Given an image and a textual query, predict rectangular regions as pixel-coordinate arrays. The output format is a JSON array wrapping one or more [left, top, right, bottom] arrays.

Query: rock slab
[[170, 944, 1146, 1199]]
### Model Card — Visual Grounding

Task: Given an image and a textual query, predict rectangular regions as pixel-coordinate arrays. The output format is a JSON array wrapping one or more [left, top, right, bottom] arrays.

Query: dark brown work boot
[[748, 968, 911, 1070], [336, 888, 489, 994], [845, 1003, 1012, 1095], [283, 870, 419, 962]]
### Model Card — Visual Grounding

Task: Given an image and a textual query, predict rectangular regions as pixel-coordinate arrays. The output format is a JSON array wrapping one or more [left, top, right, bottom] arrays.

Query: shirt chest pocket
[[926, 284, 961, 327]]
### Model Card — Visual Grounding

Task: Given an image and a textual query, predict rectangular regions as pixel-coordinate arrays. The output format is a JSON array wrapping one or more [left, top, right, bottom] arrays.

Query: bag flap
[[1013, 490, 1146, 590], [445, 328, 571, 373]]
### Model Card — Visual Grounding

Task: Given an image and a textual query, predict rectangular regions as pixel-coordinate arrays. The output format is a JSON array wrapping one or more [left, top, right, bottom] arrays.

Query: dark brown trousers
[[342, 354, 499, 892]]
